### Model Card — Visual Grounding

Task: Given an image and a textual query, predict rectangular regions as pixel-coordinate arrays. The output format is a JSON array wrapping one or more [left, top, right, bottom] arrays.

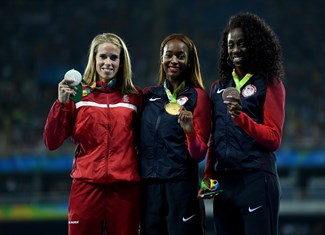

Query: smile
[[232, 57, 243, 62], [169, 67, 180, 72]]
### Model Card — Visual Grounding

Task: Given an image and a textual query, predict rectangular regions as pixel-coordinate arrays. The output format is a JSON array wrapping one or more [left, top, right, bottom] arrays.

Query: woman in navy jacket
[[140, 34, 211, 235], [200, 12, 286, 235]]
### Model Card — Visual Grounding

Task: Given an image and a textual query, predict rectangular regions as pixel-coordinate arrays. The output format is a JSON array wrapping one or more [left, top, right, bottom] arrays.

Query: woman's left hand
[[178, 106, 194, 133]]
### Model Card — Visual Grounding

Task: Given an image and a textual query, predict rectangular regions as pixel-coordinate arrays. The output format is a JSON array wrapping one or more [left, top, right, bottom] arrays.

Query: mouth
[[102, 67, 114, 73], [168, 66, 180, 73], [232, 56, 243, 63]]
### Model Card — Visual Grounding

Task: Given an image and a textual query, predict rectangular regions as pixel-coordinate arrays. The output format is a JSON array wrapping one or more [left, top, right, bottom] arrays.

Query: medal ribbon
[[82, 79, 116, 96], [232, 70, 253, 92], [163, 80, 186, 103]]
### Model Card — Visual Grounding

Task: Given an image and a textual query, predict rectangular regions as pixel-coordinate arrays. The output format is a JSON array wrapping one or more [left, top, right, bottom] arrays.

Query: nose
[[104, 58, 112, 64], [232, 45, 240, 54], [171, 55, 178, 63]]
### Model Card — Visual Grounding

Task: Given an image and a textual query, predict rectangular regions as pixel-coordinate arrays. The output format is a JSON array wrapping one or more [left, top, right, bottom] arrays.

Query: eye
[[177, 53, 186, 59], [239, 41, 247, 48], [110, 54, 119, 61], [163, 52, 172, 58], [99, 54, 107, 59]]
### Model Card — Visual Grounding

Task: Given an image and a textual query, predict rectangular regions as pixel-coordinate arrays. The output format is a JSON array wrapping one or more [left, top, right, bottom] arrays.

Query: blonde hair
[[83, 33, 137, 94], [158, 34, 205, 90]]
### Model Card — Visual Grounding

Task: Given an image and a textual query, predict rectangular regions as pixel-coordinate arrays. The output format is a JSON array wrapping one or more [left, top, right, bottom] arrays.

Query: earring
[[227, 56, 233, 67]]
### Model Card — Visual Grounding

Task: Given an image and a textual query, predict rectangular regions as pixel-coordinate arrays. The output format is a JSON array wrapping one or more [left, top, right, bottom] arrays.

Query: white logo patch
[[177, 96, 188, 106], [122, 95, 129, 102], [182, 214, 196, 222], [149, 97, 161, 101], [248, 205, 263, 212], [217, 88, 225, 94], [68, 220, 80, 224], [242, 84, 257, 98]]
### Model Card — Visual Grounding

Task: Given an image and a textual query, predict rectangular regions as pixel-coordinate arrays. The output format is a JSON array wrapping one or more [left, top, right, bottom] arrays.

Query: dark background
[[0, 0, 324, 234]]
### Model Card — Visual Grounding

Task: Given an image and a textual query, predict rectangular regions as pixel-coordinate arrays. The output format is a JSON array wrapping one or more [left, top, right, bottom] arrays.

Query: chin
[[233, 61, 244, 67]]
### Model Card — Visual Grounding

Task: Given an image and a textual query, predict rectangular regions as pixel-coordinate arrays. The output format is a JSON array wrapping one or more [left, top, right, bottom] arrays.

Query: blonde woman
[[44, 33, 142, 235]]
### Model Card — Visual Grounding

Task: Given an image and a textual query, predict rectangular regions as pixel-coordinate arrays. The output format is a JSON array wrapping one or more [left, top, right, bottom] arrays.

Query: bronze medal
[[222, 87, 240, 102], [165, 102, 181, 116]]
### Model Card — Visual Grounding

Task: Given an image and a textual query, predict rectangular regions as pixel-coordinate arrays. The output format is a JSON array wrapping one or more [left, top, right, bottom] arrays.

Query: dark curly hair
[[219, 12, 284, 83]]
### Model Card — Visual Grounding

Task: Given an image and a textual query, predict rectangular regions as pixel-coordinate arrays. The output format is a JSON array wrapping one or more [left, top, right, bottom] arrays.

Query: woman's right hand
[[224, 100, 242, 119], [58, 78, 77, 104]]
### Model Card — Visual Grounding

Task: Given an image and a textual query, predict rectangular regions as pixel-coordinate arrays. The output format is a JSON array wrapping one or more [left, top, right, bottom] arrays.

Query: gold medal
[[165, 102, 181, 115]]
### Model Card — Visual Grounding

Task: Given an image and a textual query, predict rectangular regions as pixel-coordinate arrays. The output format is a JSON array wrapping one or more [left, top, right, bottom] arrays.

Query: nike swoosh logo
[[182, 214, 196, 222], [217, 88, 224, 94], [149, 97, 161, 101], [248, 205, 263, 212]]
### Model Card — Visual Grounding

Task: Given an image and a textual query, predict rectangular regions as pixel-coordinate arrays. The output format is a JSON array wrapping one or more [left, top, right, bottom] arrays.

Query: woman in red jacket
[[43, 33, 142, 235]]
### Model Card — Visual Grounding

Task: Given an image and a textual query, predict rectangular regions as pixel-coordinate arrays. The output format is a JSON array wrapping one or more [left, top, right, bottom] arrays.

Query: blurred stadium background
[[0, 0, 324, 234]]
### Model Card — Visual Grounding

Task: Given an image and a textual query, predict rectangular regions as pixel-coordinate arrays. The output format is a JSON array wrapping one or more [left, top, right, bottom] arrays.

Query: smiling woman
[[161, 38, 189, 78], [227, 27, 249, 78], [95, 43, 121, 82], [139, 34, 211, 235], [202, 12, 286, 235], [43, 33, 143, 235]]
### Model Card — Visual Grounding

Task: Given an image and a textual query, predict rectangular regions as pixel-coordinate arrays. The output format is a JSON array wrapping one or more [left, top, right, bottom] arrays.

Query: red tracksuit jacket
[[43, 83, 143, 184]]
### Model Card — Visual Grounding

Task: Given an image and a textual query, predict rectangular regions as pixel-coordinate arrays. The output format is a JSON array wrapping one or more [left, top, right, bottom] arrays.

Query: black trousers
[[140, 179, 205, 235], [212, 170, 280, 235]]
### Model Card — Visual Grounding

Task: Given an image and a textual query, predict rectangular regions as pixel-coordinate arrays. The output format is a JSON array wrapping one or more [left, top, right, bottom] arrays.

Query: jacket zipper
[[152, 108, 164, 178], [105, 96, 110, 183]]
